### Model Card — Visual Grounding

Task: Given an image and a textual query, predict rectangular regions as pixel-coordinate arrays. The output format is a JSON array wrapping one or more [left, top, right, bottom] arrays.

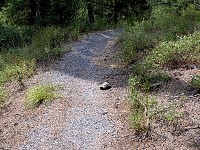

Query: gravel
[[0, 29, 134, 150]]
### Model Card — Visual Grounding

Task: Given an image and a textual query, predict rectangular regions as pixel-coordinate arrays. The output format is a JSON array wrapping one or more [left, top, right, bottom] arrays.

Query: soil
[[0, 29, 200, 150]]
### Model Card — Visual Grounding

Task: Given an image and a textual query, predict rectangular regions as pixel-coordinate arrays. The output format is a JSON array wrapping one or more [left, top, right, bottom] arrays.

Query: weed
[[32, 27, 67, 61], [0, 87, 8, 104], [25, 84, 57, 108], [191, 74, 200, 88], [129, 77, 183, 136]]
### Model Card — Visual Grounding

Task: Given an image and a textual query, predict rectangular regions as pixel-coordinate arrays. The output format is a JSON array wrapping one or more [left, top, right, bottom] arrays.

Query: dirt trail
[[0, 29, 134, 149]]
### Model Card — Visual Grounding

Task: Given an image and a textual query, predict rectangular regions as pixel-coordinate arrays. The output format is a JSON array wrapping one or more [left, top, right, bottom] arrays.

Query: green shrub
[[32, 27, 66, 61], [0, 54, 36, 85], [25, 84, 57, 108], [121, 5, 200, 63], [191, 74, 200, 88], [18, 26, 38, 46], [144, 31, 200, 70], [0, 65, 18, 84], [0, 24, 38, 50], [0, 24, 21, 50]]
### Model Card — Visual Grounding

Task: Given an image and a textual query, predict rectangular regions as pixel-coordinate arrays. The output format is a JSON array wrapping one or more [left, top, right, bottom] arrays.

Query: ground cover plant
[[122, 1, 200, 136], [25, 84, 57, 108]]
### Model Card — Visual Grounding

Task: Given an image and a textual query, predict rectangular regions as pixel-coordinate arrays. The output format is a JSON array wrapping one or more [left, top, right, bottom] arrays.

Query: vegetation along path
[[0, 29, 135, 149]]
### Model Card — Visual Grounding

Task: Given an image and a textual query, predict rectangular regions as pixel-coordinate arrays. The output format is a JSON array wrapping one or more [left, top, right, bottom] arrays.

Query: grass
[[129, 77, 182, 136], [0, 87, 8, 104], [191, 74, 200, 88], [122, 5, 200, 136], [25, 84, 57, 108]]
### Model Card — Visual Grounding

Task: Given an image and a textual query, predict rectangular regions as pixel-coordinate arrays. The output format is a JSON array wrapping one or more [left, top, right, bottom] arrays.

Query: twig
[[184, 124, 200, 131]]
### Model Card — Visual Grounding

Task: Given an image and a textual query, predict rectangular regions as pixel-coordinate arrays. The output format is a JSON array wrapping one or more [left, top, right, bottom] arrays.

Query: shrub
[[121, 5, 200, 63], [144, 31, 200, 70], [18, 26, 38, 46], [0, 24, 38, 50], [31, 27, 67, 61], [0, 55, 36, 86], [25, 84, 57, 108], [0, 24, 21, 50]]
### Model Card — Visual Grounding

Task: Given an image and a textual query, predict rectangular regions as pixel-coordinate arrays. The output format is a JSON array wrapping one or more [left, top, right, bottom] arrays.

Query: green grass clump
[[31, 27, 67, 61], [0, 87, 8, 104], [25, 84, 57, 108], [191, 75, 200, 88]]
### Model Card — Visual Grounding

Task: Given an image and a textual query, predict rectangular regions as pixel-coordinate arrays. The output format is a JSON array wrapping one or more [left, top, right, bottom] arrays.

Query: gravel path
[[0, 29, 134, 149]]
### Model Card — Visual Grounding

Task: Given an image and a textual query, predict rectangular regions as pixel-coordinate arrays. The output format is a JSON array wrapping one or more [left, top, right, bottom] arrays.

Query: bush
[[121, 5, 200, 63], [31, 27, 67, 61], [0, 24, 38, 50], [25, 84, 57, 108], [0, 24, 21, 50], [143, 31, 200, 70], [18, 26, 38, 46]]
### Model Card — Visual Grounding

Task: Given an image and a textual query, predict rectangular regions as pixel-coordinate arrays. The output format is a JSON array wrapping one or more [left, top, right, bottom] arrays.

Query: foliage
[[0, 24, 38, 50], [25, 84, 57, 108], [0, 60, 36, 85], [31, 27, 66, 61], [121, 4, 200, 63], [191, 74, 200, 88], [0, 24, 21, 49], [142, 31, 200, 71], [123, 0, 200, 136], [3, 0, 30, 25], [129, 77, 183, 135]]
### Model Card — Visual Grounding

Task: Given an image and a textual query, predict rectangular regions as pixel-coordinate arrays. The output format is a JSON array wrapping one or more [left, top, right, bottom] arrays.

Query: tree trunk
[[114, 0, 119, 23], [29, 0, 36, 24], [86, 0, 94, 23]]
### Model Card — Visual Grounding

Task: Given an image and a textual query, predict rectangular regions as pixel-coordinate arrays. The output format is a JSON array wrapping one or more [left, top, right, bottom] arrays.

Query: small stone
[[188, 64, 197, 70], [100, 82, 111, 90], [14, 122, 18, 126], [173, 72, 183, 76], [102, 112, 108, 115]]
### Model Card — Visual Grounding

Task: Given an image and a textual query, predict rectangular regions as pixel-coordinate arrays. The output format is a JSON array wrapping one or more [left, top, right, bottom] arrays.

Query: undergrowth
[[123, 4, 200, 136], [121, 5, 200, 63], [129, 77, 183, 136], [191, 74, 200, 88], [25, 84, 57, 108]]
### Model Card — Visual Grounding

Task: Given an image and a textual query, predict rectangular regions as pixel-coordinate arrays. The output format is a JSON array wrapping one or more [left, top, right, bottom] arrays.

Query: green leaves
[[191, 75, 200, 88]]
